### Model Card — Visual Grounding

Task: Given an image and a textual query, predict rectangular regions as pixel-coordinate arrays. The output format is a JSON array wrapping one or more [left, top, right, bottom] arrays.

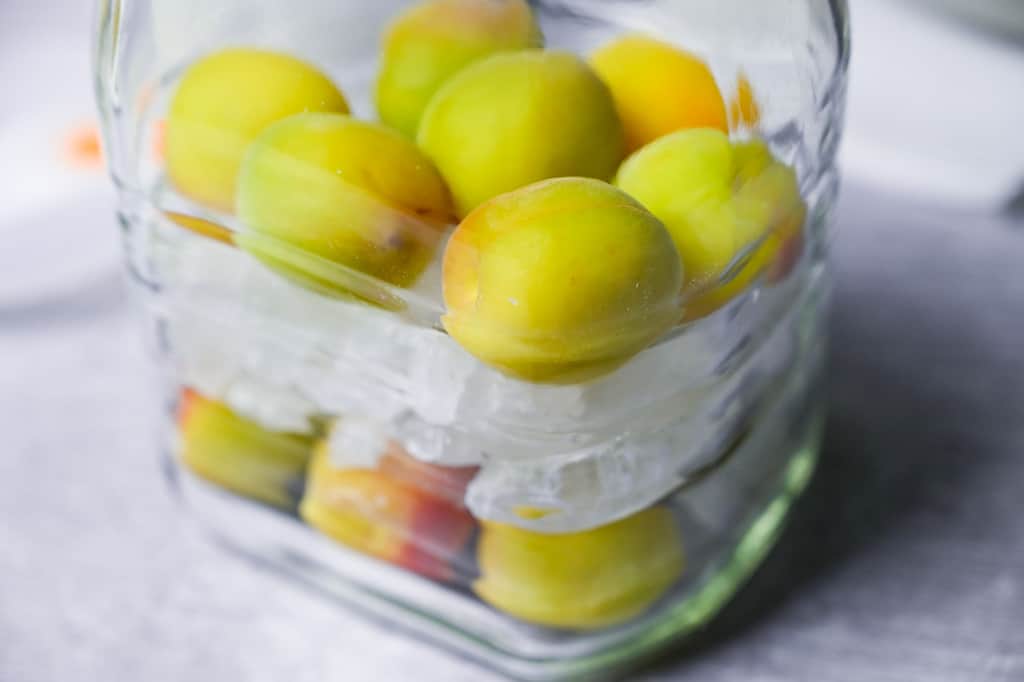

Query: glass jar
[[94, 1, 848, 678]]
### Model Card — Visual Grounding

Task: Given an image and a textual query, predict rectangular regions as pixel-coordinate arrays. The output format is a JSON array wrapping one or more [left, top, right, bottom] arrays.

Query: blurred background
[[2, 1, 1022, 681]]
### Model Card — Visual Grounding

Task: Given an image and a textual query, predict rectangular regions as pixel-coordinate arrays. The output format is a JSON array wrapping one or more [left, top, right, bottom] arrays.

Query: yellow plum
[[300, 444, 476, 581], [591, 35, 727, 153], [376, 0, 542, 137], [615, 129, 805, 319], [418, 50, 624, 217], [442, 177, 682, 383], [728, 71, 762, 131], [166, 48, 349, 212], [235, 113, 454, 295], [474, 507, 685, 629], [177, 389, 314, 509]]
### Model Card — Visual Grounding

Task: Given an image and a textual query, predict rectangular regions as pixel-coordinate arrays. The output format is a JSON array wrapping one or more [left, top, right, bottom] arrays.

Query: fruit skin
[[591, 35, 727, 154], [378, 442, 478, 509], [684, 152, 806, 317], [418, 50, 624, 218], [236, 113, 454, 293], [474, 506, 685, 630], [166, 48, 349, 212], [178, 389, 314, 509], [376, 0, 542, 138], [301, 444, 476, 582], [765, 230, 805, 284], [728, 72, 762, 131], [614, 129, 805, 320], [442, 177, 683, 383]]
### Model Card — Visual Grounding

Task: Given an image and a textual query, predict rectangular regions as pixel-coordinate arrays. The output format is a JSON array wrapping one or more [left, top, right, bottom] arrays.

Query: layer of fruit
[[160, 0, 804, 384], [474, 506, 685, 629], [301, 438, 476, 582], [177, 389, 314, 509]]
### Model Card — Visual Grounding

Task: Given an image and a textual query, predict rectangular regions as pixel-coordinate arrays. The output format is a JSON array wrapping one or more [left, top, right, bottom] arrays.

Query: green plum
[[442, 177, 682, 383], [418, 50, 625, 217], [474, 506, 685, 629], [376, 0, 542, 137], [178, 389, 314, 509], [235, 113, 454, 296], [591, 34, 728, 153], [615, 129, 805, 319]]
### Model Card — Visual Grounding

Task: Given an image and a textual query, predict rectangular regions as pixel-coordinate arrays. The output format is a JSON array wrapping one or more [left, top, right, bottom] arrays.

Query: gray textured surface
[[2, 182, 1023, 682]]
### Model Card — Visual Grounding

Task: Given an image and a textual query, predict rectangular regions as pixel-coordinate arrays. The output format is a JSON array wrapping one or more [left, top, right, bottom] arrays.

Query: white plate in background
[[918, 0, 1024, 39], [842, 0, 1024, 211], [0, 4, 120, 310]]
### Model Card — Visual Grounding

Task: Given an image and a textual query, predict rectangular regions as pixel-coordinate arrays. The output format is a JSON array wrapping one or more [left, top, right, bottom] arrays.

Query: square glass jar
[[94, 1, 849, 678]]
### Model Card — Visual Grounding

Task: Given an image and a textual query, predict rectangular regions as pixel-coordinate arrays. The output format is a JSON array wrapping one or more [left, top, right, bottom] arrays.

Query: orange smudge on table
[[63, 122, 104, 169], [136, 82, 157, 112], [177, 387, 203, 427], [729, 72, 761, 130], [152, 119, 167, 161]]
